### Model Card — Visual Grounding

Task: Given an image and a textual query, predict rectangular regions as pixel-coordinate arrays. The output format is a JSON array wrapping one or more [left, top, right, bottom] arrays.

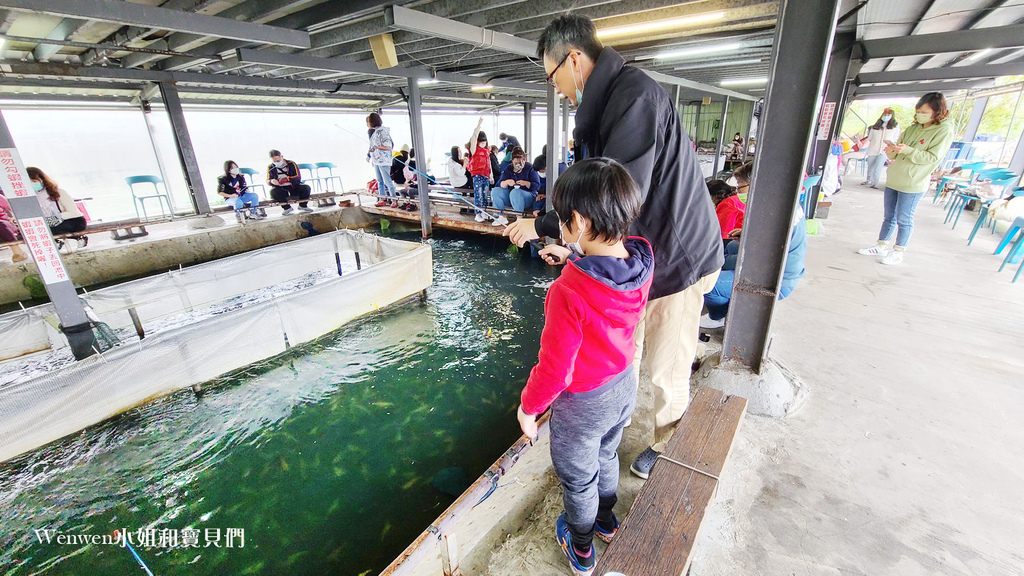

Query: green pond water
[[0, 228, 556, 576]]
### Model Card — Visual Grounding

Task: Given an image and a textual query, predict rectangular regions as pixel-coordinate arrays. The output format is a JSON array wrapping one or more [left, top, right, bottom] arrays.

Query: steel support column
[[722, 0, 842, 372], [807, 32, 854, 218], [407, 77, 431, 238], [714, 96, 730, 177], [523, 102, 533, 158], [694, 102, 703, 144], [561, 102, 570, 163], [545, 85, 561, 213], [158, 82, 209, 215], [138, 94, 175, 215], [963, 96, 988, 143], [0, 107, 96, 360]]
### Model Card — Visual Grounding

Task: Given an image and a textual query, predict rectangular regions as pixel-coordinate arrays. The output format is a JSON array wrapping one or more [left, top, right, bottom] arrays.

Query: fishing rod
[[333, 123, 509, 226], [113, 530, 156, 576]]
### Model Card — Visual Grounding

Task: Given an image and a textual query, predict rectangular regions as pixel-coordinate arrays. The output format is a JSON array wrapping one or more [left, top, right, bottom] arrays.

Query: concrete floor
[[693, 182, 1024, 575], [483, 181, 1024, 575]]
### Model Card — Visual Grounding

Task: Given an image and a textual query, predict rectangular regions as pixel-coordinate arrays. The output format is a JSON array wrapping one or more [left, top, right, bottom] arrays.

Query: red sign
[[817, 102, 836, 141], [0, 147, 32, 197], [20, 217, 70, 284]]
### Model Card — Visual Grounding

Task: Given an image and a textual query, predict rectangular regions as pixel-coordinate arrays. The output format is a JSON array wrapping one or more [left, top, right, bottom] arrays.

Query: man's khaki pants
[[633, 270, 720, 453]]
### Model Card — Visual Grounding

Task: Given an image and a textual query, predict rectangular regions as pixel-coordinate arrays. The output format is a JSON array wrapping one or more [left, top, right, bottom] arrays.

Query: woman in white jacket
[[862, 108, 900, 189], [28, 166, 88, 249], [366, 112, 397, 207]]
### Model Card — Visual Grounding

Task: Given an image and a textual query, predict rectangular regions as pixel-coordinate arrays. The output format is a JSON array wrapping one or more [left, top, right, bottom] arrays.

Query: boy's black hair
[[533, 154, 547, 172], [269, 149, 282, 158], [706, 179, 737, 203], [551, 157, 641, 243]]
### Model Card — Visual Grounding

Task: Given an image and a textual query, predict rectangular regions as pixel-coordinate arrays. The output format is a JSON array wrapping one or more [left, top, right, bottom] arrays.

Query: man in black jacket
[[505, 15, 723, 482], [267, 149, 312, 215]]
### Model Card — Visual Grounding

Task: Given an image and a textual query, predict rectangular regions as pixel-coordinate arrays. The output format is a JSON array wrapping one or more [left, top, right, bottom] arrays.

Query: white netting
[[0, 230, 432, 462]]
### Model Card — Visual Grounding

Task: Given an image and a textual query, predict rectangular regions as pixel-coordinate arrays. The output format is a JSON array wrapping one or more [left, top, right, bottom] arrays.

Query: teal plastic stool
[[934, 161, 987, 204], [125, 175, 172, 221], [315, 162, 344, 193], [297, 163, 325, 193], [239, 167, 267, 199], [994, 217, 1024, 274]]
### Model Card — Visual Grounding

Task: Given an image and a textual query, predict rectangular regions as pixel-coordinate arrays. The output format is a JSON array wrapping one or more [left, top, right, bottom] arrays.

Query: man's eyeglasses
[[546, 52, 571, 86]]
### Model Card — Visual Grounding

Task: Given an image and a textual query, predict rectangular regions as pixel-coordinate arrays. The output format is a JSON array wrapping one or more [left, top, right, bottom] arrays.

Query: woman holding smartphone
[[861, 108, 900, 189], [858, 93, 954, 265]]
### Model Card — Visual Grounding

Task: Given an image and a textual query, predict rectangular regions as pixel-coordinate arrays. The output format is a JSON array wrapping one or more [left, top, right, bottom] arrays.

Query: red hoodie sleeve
[[520, 282, 585, 415]]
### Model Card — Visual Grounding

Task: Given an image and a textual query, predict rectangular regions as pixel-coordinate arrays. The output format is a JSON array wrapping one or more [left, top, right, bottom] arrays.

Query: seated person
[[391, 146, 409, 186], [0, 192, 28, 262], [497, 132, 521, 172], [988, 190, 1024, 233], [218, 161, 262, 219], [707, 179, 745, 245], [398, 148, 420, 212], [701, 206, 807, 329], [532, 154, 548, 217], [491, 147, 541, 216], [266, 149, 312, 215], [447, 146, 471, 190], [28, 167, 88, 249]]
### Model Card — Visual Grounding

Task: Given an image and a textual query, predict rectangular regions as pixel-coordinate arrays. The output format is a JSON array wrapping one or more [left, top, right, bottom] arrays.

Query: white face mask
[[229, 168, 240, 176], [726, 177, 739, 187], [274, 160, 285, 167], [513, 162, 524, 171], [881, 115, 892, 122], [916, 112, 932, 124], [559, 216, 586, 257]]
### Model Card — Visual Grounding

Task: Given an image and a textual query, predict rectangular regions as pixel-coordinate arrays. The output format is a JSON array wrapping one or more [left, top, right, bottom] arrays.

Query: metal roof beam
[[235, 48, 546, 93], [852, 80, 995, 96], [857, 62, 1024, 85], [642, 69, 758, 102], [861, 24, 1024, 60], [0, 0, 311, 49], [385, 5, 536, 58], [31, 18, 86, 62]]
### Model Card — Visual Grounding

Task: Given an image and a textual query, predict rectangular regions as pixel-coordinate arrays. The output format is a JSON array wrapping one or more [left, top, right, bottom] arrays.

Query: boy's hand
[[727, 228, 742, 239], [503, 218, 539, 246], [517, 405, 538, 440], [539, 244, 571, 265]]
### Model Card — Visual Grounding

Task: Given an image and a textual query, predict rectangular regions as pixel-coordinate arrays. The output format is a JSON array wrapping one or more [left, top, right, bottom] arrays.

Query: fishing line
[[113, 530, 156, 576]]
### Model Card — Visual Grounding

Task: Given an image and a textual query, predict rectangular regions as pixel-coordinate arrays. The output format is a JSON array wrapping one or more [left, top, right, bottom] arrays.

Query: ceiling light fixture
[[965, 48, 993, 62], [673, 58, 762, 71], [721, 77, 768, 86], [471, 84, 494, 91], [637, 42, 743, 61], [597, 11, 725, 40], [418, 78, 439, 85]]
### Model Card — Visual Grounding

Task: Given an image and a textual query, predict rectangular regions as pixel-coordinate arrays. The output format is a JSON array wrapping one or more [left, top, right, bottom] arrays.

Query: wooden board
[[596, 386, 747, 576], [360, 201, 512, 237]]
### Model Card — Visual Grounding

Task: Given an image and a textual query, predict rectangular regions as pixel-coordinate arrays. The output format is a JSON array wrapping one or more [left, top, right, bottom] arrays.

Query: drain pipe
[[379, 413, 551, 576]]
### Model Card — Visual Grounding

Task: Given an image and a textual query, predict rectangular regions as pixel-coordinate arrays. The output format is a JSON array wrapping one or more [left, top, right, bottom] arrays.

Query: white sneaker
[[858, 244, 888, 256], [282, 206, 295, 216], [700, 313, 725, 330], [881, 250, 904, 265], [474, 213, 486, 222], [491, 215, 509, 227]]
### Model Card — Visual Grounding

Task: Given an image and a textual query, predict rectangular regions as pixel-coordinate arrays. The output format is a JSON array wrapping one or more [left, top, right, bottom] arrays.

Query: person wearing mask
[[489, 145, 502, 184], [267, 149, 313, 216], [506, 15, 723, 481], [0, 192, 28, 262], [467, 118, 494, 222], [492, 147, 542, 217], [447, 146, 470, 190], [217, 161, 262, 219], [707, 179, 744, 244], [28, 167, 88, 249], [862, 108, 900, 189], [531, 154, 549, 217], [391, 145, 410, 189], [858, 92, 954, 266], [367, 113, 396, 208], [498, 132, 522, 172]]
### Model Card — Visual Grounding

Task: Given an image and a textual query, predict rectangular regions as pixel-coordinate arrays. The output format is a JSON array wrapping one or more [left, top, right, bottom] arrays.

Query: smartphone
[[884, 140, 896, 146]]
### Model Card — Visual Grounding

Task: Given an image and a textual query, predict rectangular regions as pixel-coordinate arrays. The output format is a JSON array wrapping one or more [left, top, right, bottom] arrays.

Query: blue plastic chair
[[945, 169, 1016, 228], [297, 163, 324, 193], [934, 161, 987, 204], [315, 162, 344, 193], [968, 186, 1024, 245], [125, 175, 172, 221], [239, 167, 267, 199], [996, 216, 1024, 282]]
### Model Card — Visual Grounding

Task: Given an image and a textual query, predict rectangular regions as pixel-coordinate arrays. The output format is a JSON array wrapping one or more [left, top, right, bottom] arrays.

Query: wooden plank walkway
[[597, 386, 747, 576], [355, 192, 517, 237]]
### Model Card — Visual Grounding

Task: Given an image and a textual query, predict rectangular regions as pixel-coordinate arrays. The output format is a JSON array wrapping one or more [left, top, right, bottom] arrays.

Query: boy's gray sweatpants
[[549, 367, 637, 538]]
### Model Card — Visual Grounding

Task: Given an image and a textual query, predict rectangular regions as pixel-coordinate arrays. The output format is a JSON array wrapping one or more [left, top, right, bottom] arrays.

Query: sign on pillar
[[0, 147, 32, 197], [816, 102, 836, 140]]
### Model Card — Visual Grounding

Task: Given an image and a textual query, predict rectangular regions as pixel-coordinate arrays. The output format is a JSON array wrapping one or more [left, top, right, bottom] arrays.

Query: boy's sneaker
[[299, 206, 314, 213], [555, 514, 595, 576], [881, 250, 904, 265], [595, 514, 619, 544], [630, 447, 661, 480], [76, 236, 89, 249], [491, 215, 509, 227], [857, 243, 887, 256], [474, 213, 486, 222], [700, 313, 725, 330], [282, 206, 295, 216]]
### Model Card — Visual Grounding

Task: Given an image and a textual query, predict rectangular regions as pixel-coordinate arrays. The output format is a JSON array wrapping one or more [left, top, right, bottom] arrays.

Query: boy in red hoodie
[[517, 158, 654, 576]]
